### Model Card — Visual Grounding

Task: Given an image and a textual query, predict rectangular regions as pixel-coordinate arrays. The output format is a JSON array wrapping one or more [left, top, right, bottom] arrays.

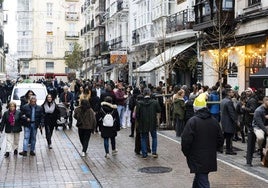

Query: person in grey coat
[[220, 88, 238, 155]]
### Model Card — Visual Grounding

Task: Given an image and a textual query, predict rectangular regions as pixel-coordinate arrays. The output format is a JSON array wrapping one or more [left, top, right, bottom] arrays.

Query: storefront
[[202, 41, 267, 92]]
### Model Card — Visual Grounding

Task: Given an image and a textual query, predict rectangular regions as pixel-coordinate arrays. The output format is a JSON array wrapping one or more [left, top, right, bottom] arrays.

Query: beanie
[[193, 93, 207, 111]]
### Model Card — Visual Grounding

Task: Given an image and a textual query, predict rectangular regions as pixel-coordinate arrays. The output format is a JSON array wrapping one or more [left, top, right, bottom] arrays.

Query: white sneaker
[[105, 153, 110, 159], [81, 152, 86, 157], [112, 149, 118, 155]]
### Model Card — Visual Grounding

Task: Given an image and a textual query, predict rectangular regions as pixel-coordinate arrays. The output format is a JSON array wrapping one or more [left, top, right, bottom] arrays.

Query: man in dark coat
[[220, 88, 238, 155], [19, 96, 44, 156], [182, 93, 224, 188], [136, 88, 161, 159]]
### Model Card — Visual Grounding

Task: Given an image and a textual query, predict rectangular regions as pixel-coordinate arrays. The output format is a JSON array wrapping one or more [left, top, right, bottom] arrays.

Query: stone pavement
[[1, 125, 268, 188]]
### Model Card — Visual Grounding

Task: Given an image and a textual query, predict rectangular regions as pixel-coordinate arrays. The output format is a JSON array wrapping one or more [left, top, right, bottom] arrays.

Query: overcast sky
[[4, 1, 17, 54]]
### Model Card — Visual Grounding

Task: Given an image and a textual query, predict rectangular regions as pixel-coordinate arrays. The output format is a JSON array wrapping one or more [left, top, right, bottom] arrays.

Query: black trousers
[[78, 129, 92, 153], [224, 132, 234, 152], [246, 131, 256, 164]]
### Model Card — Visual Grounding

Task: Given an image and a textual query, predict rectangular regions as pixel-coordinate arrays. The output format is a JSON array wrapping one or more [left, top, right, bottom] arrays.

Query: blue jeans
[[104, 137, 116, 154], [23, 124, 38, 152], [192, 173, 210, 188], [141, 130, 157, 157], [117, 105, 125, 127]]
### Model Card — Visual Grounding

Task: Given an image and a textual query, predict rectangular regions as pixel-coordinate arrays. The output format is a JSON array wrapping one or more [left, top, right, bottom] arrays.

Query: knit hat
[[193, 93, 207, 111]]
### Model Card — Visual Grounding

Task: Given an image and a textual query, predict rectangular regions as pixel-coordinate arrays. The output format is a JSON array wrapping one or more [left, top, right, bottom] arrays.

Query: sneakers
[[152, 153, 158, 158], [14, 149, 18, 155], [48, 145, 52, 149], [112, 149, 118, 155], [4, 152, 10, 158], [30, 151, 36, 156], [142, 155, 148, 159], [81, 152, 86, 157], [105, 153, 110, 159], [19, 151, 27, 156]]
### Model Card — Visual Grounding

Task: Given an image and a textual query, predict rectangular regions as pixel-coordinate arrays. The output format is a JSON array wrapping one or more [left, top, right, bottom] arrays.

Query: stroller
[[56, 103, 70, 130]]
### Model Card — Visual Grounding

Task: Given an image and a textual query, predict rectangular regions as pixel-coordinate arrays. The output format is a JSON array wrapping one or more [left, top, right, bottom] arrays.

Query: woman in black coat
[[90, 89, 101, 132], [0, 102, 22, 157], [97, 96, 120, 158], [42, 94, 59, 149]]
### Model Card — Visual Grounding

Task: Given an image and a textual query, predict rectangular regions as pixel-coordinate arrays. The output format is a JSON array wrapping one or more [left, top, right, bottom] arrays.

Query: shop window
[[245, 43, 266, 88]]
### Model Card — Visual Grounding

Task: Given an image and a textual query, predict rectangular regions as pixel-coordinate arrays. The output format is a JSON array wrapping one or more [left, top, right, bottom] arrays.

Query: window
[[46, 22, 53, 35], [46, 62, 54, 72], [47, 3, 53, 17], [23, 61, 29, 69], [248, 0, 261, 6], [46, 42, 53, 54], [223, 0, 233, 10], [69, 42, 75, 51]]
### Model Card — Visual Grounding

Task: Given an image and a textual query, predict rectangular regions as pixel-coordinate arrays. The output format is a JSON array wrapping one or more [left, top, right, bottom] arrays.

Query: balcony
[[166, 9, 195, 34], [65, 0, 79, 2], [193, 0, 234, 31], [65, 12, 79, 21], [117, 0, 128, 12], [81, 0, 95, 13], [132, 30, 140, 45], [110, 36, 123, 50], [65, 31, 79, 39]]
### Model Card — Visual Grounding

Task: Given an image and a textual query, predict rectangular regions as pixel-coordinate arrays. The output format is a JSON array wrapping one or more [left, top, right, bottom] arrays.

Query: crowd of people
[[0, 77, 268, 187]]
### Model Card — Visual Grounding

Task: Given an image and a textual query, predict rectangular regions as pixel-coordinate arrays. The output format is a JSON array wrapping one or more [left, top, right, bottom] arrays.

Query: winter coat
[[42, 102, 60, 128], [173, 98, 185, 120], [252, 105, 268, 133], [136, 97, 161, 133], [220, 96, 238, 134], [0, 110, 22, 133], [184, 98, 195, 122], [242, 94, 259, 130], [181, 108, 224, 174], [90, 96, 101, 113], [74, 106, 96, 131], [96, 102, 120, 138], [21, 104, 44, 128]]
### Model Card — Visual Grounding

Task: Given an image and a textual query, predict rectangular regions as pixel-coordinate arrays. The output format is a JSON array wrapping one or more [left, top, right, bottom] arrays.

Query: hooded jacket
[[96, 101, 120, 138], [136, 97, 161, 133], [181, 108, 224, 173]]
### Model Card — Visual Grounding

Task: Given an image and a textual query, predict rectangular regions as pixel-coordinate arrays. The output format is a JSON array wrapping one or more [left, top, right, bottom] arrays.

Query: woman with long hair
[[0, 102, 22, 157], [42, 94, 59, 149], [74, 99, 96, 157]]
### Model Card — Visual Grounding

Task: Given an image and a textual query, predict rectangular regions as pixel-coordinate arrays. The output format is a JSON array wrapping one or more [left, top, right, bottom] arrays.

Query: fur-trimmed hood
[[101, 101, 117, 109]]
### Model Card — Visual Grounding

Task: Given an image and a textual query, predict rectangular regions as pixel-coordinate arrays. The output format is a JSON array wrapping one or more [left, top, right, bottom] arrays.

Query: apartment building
[[17, 0, 82, 82], [131, 0, 197, 86], [0, 1, 7, 79], [194, 0, 268, 91]]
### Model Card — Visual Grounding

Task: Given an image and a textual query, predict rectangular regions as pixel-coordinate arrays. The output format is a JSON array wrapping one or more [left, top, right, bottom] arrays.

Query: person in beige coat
[[74, 99, 96, 157]]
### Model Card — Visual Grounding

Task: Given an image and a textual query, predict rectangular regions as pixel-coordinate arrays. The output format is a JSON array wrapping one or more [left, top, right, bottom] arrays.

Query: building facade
[[0, 1, 7, 79], [194, 0, 268, 92], [17, 0, 83, 82]]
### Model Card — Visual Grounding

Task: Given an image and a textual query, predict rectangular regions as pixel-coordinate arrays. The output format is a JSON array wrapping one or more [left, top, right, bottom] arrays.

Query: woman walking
[[74, 99, 96, 157], [42, 94, 60, 149], [173, 89, 186, 137], [97, 96, 120, 159], [0, 102, 22, 157]]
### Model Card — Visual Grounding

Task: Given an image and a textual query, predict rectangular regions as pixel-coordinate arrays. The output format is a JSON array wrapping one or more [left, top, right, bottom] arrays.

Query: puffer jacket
[[74, 107, 96, 130]]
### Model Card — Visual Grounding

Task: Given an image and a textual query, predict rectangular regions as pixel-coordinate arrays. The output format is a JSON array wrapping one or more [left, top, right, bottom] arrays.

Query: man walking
[[136, 88, 161, 159], [221, 88, 238, 155], [181, 93, 224, 188], [19, 96, 44, 156]]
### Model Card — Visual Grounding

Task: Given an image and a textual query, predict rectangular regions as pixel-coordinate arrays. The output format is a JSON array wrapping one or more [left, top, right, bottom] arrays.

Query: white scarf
[[44, 102, 55, 114]]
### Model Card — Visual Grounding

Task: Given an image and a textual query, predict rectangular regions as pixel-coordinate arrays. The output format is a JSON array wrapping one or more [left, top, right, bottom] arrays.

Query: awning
[[249, 67, 268, 88], [133, 42, 195, 73], [95, 64, 116, 75]]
